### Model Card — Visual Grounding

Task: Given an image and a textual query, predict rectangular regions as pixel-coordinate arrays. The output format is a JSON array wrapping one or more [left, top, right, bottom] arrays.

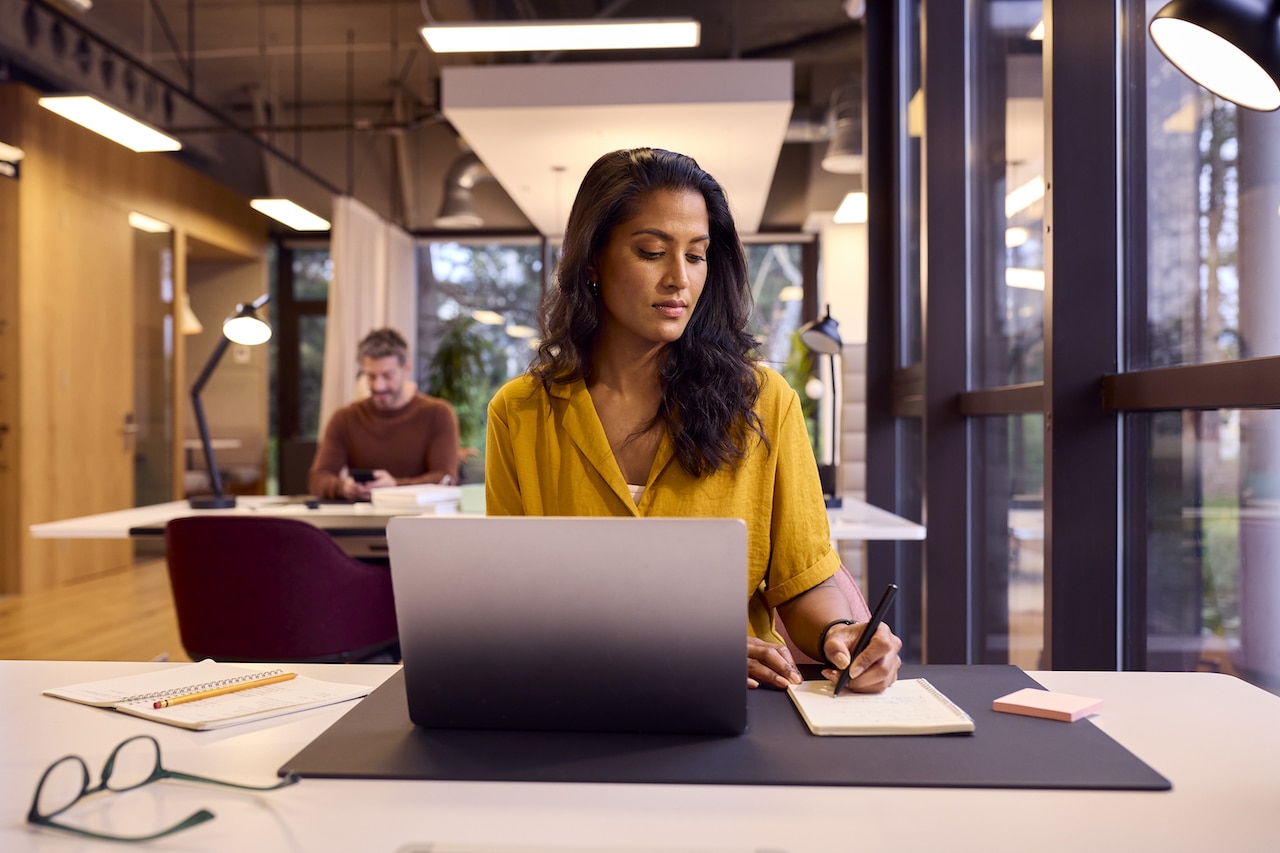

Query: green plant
[[780, 331, 819, 456], [425, 316, 497, 455]]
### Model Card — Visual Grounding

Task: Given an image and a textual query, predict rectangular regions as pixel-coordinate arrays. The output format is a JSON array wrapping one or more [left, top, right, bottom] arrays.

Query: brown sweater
[[308, 394, 460, 499]]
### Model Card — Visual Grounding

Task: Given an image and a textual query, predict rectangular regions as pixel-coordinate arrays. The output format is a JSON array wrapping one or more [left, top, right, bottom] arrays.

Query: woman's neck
[[589, 336, 665, 396]]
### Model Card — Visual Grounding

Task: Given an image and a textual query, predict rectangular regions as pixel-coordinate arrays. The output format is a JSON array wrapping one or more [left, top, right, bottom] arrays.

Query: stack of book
[[369, 484, 462, 512]]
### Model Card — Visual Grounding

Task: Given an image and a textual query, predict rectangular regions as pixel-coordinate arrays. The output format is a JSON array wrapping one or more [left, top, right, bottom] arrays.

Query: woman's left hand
[[820, 621, 902, 693], [746, 637, 802, 689]]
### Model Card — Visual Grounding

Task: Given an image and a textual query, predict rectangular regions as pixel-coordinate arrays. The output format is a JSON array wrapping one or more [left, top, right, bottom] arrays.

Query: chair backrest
[[776, 566, 872, 665], [164, 516, 398, 663]]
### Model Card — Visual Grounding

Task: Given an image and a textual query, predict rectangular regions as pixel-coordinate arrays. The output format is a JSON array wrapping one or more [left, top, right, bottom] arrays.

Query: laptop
[[386, 515, 748, 736]]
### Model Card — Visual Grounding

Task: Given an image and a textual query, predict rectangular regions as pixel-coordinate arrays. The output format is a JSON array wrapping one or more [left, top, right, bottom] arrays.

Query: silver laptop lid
[[387, 515, 748, 736]]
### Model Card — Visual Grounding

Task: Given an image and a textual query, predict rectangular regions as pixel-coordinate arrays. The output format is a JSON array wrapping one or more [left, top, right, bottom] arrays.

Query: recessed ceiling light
[[249, 199, 331, 231], [37, 95, 181, 152], [421, 19, 700, 53], [833, 192, 868, 224], [128, 211, 172, 233], [1005, 227, 1030, 248], [1006, 268, 1046, 291]]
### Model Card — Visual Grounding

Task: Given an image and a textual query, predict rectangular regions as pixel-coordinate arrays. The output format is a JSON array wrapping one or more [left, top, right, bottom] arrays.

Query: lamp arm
[[190, 336, 232, 500]]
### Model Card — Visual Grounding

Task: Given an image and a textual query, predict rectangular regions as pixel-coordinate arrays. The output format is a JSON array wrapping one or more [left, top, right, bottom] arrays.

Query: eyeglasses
[[27, 734, 298, 843]]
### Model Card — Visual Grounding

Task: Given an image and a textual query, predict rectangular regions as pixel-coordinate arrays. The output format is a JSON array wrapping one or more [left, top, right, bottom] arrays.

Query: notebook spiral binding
[[919, 678, 974, 722], [116, 668, 289, 705]]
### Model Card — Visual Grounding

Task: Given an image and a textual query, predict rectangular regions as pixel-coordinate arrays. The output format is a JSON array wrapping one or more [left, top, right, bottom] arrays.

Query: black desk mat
[[279, 664, 1171, 790]]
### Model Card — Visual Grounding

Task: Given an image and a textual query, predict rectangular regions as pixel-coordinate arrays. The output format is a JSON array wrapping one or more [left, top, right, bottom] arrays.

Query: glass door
[[132, 226, 175, 507]]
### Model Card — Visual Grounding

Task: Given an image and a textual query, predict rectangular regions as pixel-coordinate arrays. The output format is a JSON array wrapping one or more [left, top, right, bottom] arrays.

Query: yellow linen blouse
[[485, 366, 840, 644]]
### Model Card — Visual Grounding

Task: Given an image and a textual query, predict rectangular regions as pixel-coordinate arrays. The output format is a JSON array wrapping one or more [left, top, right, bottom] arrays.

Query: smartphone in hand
[[350, 468, 377, 483]]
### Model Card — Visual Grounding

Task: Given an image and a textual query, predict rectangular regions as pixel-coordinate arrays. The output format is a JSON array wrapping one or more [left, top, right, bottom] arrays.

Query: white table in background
[[27, 497, 428, 561], [826, 495, 926, 542], [2, 660, 1277, 851]]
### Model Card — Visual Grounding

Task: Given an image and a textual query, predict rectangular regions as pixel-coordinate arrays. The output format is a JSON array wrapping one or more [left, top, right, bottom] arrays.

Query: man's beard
[[371, 388, 400, 408]]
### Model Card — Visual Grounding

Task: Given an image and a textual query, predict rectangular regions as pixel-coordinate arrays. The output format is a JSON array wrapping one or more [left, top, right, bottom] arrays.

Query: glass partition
[[132, 229, 174, 507]]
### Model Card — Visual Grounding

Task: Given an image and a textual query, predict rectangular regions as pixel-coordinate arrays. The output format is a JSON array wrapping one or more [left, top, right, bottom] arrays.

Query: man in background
[[309, 327, 460, 501]]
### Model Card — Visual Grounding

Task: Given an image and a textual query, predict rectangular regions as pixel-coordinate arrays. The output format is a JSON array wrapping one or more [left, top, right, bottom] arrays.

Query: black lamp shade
[[798, 306, 844, 356], [1150, 0, 1280, 111]]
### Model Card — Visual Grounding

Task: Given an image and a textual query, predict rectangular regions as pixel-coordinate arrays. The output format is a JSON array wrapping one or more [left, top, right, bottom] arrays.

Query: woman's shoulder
[[489, 372, 552, 412], [751, 364, 799, 411]]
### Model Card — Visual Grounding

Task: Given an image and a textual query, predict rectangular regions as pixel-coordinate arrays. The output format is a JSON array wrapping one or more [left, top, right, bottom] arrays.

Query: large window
[[416, 240, 546, 479], [272, 244, 330, 495], [744, 242, 807, 368], [972, 1, 1045, 390], [878, 0, 1280, 687], [744, 241, 815, 451], [1136, 0, 1280, 689]]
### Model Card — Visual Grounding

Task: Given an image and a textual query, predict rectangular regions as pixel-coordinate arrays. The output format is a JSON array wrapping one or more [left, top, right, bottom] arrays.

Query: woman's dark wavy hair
[[533, 147, 765, 477]]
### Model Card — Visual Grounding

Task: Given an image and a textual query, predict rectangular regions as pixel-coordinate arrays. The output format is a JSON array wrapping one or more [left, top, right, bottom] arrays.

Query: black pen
[[833, 582, 899, 697]]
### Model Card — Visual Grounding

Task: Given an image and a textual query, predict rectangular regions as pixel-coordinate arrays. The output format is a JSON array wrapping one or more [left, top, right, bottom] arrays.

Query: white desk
[[27, 497, 414, 540], [32, 495, 917, 555], [826, 496, 926, 542], [27, 497, 424, 560], [31, 495, 919, 541], [3, 660, 1277, 851]]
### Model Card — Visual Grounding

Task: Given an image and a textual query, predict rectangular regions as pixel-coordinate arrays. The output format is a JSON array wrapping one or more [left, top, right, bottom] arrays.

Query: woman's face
[[591, 188, 710, 351]]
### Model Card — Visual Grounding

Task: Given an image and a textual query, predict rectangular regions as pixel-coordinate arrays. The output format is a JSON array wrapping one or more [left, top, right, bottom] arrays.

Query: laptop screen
[[387, 515, 748, 736]]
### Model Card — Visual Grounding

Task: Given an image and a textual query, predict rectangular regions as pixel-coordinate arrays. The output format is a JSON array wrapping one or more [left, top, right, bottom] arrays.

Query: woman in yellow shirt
[[486, 147, 901, 693]]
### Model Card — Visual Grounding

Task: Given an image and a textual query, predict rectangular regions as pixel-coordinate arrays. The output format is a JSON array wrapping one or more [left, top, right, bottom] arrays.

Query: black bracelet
[[816, 619, 858, 668]]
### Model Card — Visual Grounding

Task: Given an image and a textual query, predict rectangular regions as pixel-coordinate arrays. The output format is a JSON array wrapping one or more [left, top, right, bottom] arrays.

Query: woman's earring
[[588, 280, 599, 297]]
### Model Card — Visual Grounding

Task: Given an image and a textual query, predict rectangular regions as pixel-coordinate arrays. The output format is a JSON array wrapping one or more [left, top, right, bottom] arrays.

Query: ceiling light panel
[[421, 19, 700, 53], [250, 199, 331, 231], [37, 95, 181, 152]]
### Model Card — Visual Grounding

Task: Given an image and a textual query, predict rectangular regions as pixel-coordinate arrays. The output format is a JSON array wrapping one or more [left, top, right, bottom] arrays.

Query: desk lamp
[[798, 304, 843, 509], [188, 293, 271, 509], [1149, 0, 1280, 111]]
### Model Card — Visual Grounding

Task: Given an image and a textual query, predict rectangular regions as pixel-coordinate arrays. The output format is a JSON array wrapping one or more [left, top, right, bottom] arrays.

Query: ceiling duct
[[821, 78, 863, 174]]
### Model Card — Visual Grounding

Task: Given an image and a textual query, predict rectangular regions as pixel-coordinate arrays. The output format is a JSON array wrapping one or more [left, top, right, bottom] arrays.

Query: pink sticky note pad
[[992, 687, 1103, 722]]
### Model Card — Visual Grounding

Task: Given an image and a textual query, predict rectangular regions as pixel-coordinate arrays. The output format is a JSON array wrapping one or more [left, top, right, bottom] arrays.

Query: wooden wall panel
[[0, 86, 20, 595], [4, 83, 269, 593], [17, 91, 136, 588]]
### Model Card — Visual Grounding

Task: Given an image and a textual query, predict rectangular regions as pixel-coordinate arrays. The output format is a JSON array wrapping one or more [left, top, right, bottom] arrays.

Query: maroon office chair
[[776, 565, 873, 665], [164, 516, 399, 663]]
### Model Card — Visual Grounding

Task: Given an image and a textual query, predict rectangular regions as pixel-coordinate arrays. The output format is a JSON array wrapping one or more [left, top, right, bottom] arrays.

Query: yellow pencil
[[152, 672, 297, 709]]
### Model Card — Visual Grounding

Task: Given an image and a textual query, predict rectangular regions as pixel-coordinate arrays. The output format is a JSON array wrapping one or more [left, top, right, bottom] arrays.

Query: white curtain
[[319, 196, 418, 431]]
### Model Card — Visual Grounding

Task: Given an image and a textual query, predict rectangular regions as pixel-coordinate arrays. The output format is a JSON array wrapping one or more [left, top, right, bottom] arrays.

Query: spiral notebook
[[44, 659, 372, 730], [787, 677, 975, 735]]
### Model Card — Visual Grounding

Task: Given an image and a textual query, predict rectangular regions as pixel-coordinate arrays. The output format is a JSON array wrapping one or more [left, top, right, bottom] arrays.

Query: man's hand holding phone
[[342, 468, 394, 501]]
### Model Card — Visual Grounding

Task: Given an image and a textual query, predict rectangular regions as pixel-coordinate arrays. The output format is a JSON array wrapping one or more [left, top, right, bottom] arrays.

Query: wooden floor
[[0, 558, 192, 662]]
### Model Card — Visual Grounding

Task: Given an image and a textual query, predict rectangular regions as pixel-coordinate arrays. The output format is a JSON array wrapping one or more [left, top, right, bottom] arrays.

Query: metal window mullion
[[1043, 0, 1124, 671], [921, 0, 978, 664]]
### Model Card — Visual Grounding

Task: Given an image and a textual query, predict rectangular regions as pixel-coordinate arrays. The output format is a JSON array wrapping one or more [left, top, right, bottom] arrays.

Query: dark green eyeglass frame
[[27, 734, 298, 843]]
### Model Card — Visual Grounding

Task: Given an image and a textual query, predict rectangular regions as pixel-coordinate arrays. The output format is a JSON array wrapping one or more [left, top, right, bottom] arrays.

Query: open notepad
[[787, 677, 975, 736], [44, 659, 372, 730]]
